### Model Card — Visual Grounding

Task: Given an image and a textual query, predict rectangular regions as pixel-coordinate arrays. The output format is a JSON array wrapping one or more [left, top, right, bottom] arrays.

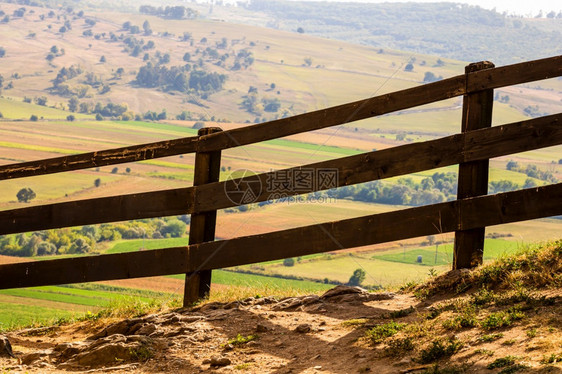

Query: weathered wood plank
[[0, 247, 188, 290], [1, 183, 560, 290], [196, 76, 466, 152], [1, 113, 561, 235], [0, 136, 199, 180], [194, 113, 562, 212], [454, 61, 495, 269], [468, 55, 562, 92], [189, 182, 562, 271], [0, 188, 193, 235], [184, 128, 222, 306]]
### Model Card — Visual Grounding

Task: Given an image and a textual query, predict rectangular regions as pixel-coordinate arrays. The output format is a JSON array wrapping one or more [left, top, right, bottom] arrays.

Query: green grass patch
[[0, 303, 77, 331], [106, 237, 189, 254], [419, 337, 463, 363], [0, 97, 93, 120], [264, 138, 361, 156], [227, 333, 258, 346], [365, 321, 406, 344]]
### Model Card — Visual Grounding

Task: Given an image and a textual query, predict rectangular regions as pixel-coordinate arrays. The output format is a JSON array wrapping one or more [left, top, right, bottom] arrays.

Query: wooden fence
[[1, 56, 561, 306]]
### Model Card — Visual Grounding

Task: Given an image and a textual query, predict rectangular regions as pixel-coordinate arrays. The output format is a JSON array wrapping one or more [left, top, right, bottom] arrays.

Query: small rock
[[21, 352, 46, 365], [0, 335, 15, 358], [210, 356, 231, 367], [223, 344, 234, 351], [246, 341, 259, 347], [313, 365, 322, 370], [295, 324, 311, 333], [256, 323, 269, 333], [202, 358, 211, 365]]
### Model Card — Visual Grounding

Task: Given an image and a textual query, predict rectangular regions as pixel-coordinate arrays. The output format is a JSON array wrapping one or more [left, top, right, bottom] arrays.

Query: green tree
[[283, 258, 295, 267], [348, 268, 366, 286], [17, 187, 36, 203], [160, 219, 186, 238], [68, 97, 79, 112]]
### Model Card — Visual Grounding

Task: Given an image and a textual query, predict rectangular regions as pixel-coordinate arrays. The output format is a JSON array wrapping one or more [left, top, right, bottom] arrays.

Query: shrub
[[366, 321, 406, 344], [283, 258, 295, 267], [419, 337, 463, 363]]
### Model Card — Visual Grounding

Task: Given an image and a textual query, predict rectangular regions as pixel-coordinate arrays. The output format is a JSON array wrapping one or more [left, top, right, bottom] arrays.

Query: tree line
[[0, 216, 189, 257]]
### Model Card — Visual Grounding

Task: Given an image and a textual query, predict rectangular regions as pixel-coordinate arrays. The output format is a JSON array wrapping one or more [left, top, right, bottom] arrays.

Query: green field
[[0, 303, 77, 331], [106, 237, 189, 254]]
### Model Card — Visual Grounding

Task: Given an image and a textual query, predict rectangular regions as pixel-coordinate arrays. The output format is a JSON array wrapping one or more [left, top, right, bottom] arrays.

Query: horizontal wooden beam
[[1, 113, 561, 235], [0, 136, 199, 180], [0, 247, 189, 289], [1, 183, 561, 289], [468, 55, 562, 92], [0, 188, 193, 235], [196, 113, 562, 211]]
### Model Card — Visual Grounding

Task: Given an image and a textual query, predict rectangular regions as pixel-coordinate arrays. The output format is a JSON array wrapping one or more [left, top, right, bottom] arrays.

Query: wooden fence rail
[[1, 182, 561, 290], [2, 113, 561, 235], [0, 55, 561, 307]]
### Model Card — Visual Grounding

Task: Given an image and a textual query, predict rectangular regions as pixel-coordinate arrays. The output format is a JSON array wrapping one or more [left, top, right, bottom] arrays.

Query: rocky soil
[[0, 284, 560, 373]]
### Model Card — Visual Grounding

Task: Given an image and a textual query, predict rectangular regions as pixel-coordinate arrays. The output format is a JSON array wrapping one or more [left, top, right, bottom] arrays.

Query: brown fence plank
[[1, 113, 561, 235], [196, 76, 466, 152], [468, 55, 562, 92], [0, 136, 199, 180], [0, 188, 193, 235], [188, 183, 562, 271], [1, 183, 560, 290], [0, 247, 188, 290], [194, 113, 562, 212]]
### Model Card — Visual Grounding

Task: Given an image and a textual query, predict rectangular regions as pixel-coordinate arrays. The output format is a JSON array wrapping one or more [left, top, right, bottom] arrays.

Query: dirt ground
[[0, 285, 561, 374]]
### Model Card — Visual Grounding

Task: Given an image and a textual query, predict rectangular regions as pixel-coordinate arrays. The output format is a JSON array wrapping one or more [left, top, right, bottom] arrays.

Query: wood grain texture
[[0, 136, 199, 180], [2, 183, 560, 290], [1, 113, 561, 235], [184, 128, 222, 306], [467, 55, 562, 92]]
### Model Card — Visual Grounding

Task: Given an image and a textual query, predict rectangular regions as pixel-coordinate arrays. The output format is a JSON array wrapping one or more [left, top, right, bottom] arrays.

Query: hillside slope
[[1, 242, 560, 373]]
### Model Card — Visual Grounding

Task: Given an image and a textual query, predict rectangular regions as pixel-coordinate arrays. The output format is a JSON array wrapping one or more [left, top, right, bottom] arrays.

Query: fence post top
[[465, 61, 495, 73], [198, 127, 223, 136]]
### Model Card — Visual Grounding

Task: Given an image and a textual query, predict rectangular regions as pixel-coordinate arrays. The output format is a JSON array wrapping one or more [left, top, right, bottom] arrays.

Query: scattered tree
[[348, 268, 366, 286], [283, 258, 295, 267], [17, 187, 36, 203], [30, 114, 38, 121], [404, 63, 414, 72], [66, 114, 75, 121], [100, 55, 106, 63], [297, 27, 304, 33], [0, 47, 5, 58], [94, 178, 101, 187]]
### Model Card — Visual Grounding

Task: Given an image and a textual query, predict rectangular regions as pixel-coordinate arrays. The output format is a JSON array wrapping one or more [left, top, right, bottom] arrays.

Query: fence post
[[453, 61, 495, 269], [183, 127, 222, 307]]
